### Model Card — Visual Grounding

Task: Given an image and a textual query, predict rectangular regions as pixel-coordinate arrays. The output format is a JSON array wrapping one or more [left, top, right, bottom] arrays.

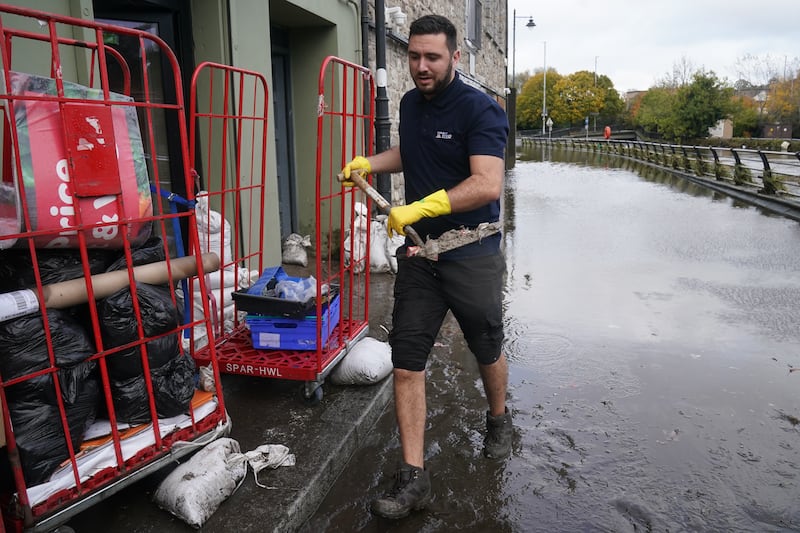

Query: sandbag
[[202, 268, 257, 291], [153, 438, 296, 528], [176, 267, 256, 348], [329, 337, 393, 385], [192, 284, 236, 310], [369, 218, 391, 273], [282, 233, 311, 267], [343, 202, 369, 273], [196, 192, 233, 266], [385, 232, 405, 274], [153, 437, 246, 528]]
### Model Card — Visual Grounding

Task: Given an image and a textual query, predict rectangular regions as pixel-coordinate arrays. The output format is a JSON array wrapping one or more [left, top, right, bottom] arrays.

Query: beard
[[414, 61, 454, 97]]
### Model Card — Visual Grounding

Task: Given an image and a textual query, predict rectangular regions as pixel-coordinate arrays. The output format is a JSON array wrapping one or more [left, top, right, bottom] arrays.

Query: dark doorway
[[270, 26, 297, 237], [94, 0, 196, 200]]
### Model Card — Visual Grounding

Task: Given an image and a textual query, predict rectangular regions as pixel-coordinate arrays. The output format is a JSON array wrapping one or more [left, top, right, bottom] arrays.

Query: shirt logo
[[435, 130, 453, 140]]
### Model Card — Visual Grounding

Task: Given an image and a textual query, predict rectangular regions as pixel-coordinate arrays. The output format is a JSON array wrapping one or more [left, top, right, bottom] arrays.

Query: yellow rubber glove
[[340, 156, 371, 186], [387, 189, 451, 237]]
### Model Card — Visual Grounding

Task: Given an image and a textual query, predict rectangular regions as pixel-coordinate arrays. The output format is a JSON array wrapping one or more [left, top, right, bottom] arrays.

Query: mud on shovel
[[337, 170, 501, 261]]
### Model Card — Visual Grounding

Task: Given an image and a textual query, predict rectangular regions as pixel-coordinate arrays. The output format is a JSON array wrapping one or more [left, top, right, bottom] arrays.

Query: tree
[[516, 68, 624, 131], [595, 74, 624, 125], [631, 72, 732, 141], [734, 53, 786, 88], [729, 95, 759, 137], [733, 79, 754, 92], [765, 71, 800, 130], [631, 86, 676, 137], [517, 69, 562, 130], [513, 69, 532, 93], [657, 55, 697, 88], [549, 70, 604, 126], [671, 72, 733, 141]]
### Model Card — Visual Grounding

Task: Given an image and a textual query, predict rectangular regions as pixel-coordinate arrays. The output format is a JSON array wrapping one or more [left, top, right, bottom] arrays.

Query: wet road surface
[[304, 146, 800, 532]]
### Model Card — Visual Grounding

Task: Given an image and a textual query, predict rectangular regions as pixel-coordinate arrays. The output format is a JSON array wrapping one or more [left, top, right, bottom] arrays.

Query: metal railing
[[522, 137, 800, 200]]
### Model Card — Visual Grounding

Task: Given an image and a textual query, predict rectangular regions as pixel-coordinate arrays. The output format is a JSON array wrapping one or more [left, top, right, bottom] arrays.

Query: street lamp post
[[507, 10, 535, 170], [511, 9, 535, 90], [541, 41, 547, 136], [593, 55, 599, 132]]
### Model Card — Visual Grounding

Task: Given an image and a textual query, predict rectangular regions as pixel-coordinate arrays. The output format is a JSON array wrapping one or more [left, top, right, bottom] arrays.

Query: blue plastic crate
[[245, 294, 340, 351]]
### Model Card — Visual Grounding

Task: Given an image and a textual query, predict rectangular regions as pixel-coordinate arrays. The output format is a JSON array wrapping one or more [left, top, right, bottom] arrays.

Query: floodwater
[[304, 145, 800, 532]]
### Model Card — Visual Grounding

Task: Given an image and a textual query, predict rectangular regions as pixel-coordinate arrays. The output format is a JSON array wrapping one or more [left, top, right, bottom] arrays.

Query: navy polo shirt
[[399, 73, 509, 259]]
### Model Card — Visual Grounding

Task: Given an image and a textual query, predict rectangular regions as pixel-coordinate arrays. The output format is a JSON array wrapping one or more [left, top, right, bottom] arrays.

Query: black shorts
[[389, 252, 505, 371]]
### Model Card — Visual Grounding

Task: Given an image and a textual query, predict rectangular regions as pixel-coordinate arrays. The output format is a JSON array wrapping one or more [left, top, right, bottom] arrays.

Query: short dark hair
[[409, 15, 457, 54]]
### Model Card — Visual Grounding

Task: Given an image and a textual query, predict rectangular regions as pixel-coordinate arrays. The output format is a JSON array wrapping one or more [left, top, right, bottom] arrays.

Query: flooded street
[[305, 146, 800, 532]]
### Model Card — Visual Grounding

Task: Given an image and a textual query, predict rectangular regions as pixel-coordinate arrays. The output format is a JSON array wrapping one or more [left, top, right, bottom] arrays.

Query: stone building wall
[[367, 0, 508, 203]]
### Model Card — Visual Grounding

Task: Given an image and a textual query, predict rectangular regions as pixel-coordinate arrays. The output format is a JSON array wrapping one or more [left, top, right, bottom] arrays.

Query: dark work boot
[[483, 407, 512, 459], [370, 462, 431, 519]]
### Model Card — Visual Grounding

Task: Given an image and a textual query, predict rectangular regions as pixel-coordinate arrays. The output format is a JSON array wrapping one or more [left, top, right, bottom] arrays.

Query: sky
[[507, 0, 800, 93]]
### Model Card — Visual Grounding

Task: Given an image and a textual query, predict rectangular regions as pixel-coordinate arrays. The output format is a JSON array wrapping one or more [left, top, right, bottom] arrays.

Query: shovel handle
[[337, 171, 425, 248]]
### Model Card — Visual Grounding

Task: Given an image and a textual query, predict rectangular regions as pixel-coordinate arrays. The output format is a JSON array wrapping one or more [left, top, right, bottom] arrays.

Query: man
[[341, 14, 511, 520]]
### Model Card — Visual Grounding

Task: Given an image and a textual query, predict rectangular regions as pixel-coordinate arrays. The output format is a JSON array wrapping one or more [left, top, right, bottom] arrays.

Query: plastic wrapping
[[1, 71, 152, 249]]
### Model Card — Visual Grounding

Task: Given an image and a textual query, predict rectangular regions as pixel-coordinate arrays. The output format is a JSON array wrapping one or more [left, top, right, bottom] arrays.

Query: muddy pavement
[[304, 154, 800, 532]]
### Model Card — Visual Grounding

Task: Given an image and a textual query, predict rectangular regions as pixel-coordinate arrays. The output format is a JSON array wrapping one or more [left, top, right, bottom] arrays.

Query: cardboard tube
[[40, 252, 220, 309]]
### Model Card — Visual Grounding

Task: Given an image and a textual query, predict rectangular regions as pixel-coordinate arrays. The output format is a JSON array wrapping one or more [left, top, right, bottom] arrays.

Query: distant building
[[735, 87, 769, 114], [762, 124, 793, 139], [708, 118, 733, 139], [624, 90, 647, 109]]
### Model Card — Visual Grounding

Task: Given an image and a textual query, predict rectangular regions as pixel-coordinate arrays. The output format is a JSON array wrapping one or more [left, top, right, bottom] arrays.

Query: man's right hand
[[340, 156, 371, 186]]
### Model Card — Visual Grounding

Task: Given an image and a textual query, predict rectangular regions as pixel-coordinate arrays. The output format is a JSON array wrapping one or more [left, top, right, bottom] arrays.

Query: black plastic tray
[[231, 266, 336, 318]]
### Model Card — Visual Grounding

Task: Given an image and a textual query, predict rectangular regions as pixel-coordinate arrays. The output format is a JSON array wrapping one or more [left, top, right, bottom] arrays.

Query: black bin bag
[[98, 280, 195, 425], [0, 309, 99, 486], [98, 282, 181, 380], [0, 248, 114, 292]]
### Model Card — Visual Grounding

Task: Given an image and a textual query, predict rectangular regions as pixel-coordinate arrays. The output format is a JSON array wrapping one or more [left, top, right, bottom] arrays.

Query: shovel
[[337, 171, 501, 261]]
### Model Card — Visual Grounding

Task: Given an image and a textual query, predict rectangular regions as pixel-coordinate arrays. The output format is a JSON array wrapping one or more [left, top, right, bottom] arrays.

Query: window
[[467, 0, 482, 50]]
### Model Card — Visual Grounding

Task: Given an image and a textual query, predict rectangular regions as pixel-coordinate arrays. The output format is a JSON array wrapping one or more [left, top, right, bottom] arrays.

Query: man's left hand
[[387, 189, 451, 237]]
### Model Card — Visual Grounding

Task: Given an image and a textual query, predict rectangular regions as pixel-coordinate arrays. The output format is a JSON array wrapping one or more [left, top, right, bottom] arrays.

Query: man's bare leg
[[394, 367, 427, 467], [480, 352, 512, 459], [371, 367, 432, 519], [479, 352, 508, 416]]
